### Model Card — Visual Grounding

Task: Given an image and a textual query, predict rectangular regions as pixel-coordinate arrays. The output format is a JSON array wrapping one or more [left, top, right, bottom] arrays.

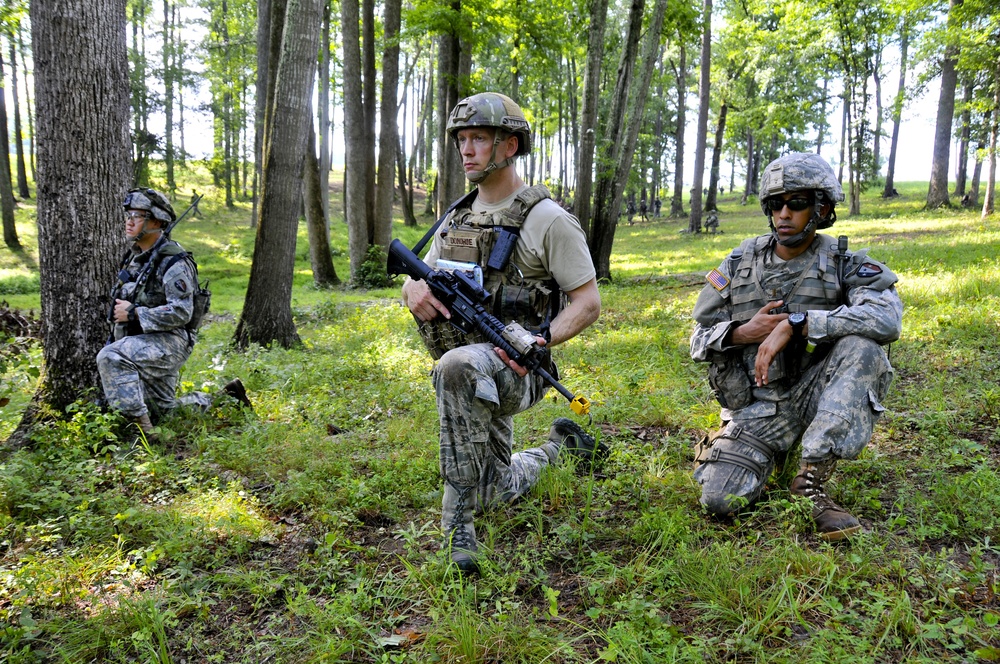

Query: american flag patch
[[707, 268, 730, 291]]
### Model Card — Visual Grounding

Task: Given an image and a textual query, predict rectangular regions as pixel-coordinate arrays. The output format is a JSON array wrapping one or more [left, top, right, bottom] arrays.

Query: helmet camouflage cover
[[759, 152, 845, 218], [123, 187, 176, 225], [446, 92, 531, 156]]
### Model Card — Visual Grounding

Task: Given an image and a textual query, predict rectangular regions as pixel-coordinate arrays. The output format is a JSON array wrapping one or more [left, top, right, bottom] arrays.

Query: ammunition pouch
[[707, 348, 754, 410]]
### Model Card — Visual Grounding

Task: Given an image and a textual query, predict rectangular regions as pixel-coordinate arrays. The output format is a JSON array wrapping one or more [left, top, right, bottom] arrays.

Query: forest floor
[[1, 166, 998, 662]]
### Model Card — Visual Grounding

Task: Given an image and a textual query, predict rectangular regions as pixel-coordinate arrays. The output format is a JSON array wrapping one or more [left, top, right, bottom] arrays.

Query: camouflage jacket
[[690, 233, 903, 399], [112, 241, 197, 342]]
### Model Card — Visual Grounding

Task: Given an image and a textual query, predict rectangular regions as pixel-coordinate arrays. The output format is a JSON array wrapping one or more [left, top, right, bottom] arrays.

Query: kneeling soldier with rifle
[[395, 93, 604, 575], [98, 188, 249, 437]]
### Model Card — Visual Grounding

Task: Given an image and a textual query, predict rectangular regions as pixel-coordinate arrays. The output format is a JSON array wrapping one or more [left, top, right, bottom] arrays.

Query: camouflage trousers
[[97, 331, 211, 419], [695, 335, 894, 515], [434, 343, 557, 514]]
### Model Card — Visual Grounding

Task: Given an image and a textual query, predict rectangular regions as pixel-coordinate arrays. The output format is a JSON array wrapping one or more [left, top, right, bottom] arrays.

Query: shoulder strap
[[411, 188, 480, 257]]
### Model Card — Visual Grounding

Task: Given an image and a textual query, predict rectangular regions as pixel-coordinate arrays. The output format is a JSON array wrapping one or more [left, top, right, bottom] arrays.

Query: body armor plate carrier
[[418, 185, 562, 359]]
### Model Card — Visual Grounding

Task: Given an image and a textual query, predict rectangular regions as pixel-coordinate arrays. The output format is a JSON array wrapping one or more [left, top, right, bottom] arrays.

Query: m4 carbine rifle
[[387, 238, 591, 416]]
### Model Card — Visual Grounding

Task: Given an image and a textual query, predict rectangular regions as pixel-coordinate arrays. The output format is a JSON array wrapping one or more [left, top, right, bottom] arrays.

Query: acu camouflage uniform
[[425, 185, 594, 514], [98, 241, 211, 419], [690, 186, 903, 516]]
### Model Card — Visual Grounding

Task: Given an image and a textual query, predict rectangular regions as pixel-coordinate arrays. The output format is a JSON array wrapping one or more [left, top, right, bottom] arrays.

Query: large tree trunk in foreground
[[234, 0, 322, 348], [13, 0, 132, 445]]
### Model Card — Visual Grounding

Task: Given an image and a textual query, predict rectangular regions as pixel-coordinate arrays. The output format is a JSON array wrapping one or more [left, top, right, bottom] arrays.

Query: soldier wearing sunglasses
[[689, 152, 903, 541]]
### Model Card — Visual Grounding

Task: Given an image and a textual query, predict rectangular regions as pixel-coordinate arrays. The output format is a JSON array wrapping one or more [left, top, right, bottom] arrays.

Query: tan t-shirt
[[426, 185, 596, 293]]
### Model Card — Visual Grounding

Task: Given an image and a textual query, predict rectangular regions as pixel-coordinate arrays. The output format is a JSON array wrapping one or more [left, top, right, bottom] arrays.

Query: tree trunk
[[318, 0, 331, 218], [670, 43, 687, 217], [373, 0, 401, 267], [982, 65, 998, 218], [688, 0, 712, 233], [969, 140, 984, 208], [163, 0, 175, 195], [883, 20, 908, 198], [0, 48, 20, 249], [572, 0, 609, 239], [588, 0, 644, 276], [955, 80, 972, 197], [436, 9, 466, 216], [21, 0, 132, 436], [341, 0, 369, 279], [589, 0, 667, 280], [234, 0, 321, 348], [9, 42, 30, 199], [926, 0, 963, 209], [252, 0, 272, 228], [705, 101, 727, 211], [304, 122, 339, 287]]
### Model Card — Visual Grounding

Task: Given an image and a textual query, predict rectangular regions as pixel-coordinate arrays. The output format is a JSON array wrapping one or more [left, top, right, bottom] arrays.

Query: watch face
[[789, 312, 806, 326]]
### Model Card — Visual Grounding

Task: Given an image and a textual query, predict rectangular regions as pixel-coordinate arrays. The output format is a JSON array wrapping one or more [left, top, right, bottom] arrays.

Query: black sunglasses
[[764, 196, 813, 212]]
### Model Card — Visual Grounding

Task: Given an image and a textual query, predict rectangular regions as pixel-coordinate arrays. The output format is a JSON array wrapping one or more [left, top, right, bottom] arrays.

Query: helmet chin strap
[[769, 212, 820, 248], [129, 221, 162, 246], [465, 131, 516, 184]]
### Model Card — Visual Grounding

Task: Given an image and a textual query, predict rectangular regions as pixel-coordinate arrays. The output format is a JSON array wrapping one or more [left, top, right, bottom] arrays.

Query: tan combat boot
[[441, 481, 479, 575], [133, 413, 157, 440], [789, 459, 861, 541]]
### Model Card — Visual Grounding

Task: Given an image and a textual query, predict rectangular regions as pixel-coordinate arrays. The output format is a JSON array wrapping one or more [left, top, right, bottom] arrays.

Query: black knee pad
[[695, 426, 777, 515]]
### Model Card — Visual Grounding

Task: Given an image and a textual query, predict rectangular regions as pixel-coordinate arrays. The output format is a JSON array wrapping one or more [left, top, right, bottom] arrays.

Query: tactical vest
[[417, 184, 560, 359], [120, 241, 209, 338], [726, 233, 848, 388]]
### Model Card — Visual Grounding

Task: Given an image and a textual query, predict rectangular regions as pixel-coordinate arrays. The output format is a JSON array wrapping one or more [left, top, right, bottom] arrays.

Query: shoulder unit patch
[[857, 263, 883, 278]]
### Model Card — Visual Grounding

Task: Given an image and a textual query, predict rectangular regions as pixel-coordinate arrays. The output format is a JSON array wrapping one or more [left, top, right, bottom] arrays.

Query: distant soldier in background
[[704, 209, 720, 234], [98, 188, 249, 437], [639, 199, 648, 222], [689, 153, 902, 540]]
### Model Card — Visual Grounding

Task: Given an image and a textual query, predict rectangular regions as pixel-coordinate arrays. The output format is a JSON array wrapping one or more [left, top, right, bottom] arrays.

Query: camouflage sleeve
[[135, 259, 196, 332], [807, 253, 902, 345], [690, 258, 739, 362]]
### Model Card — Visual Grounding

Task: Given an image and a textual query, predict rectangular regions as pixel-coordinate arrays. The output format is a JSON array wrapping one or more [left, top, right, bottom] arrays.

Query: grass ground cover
[[0, 169, 998, 662]]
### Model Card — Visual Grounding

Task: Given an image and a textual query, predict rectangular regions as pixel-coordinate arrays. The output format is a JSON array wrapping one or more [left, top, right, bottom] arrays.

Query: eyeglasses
[[125, 211, 150, 221], [764, 196, 813, 212]]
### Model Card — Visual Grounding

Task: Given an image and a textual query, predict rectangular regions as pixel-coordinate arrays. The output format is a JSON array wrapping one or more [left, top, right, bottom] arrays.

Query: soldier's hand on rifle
[[112, 299, 134, 323], [495, 336, 546, 377], [402, 278, 451, 322], [729, 300, 788, 345]]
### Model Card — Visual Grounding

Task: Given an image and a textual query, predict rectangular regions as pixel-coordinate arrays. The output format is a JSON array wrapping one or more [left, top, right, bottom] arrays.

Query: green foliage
[[3, 178, 1000, 661]]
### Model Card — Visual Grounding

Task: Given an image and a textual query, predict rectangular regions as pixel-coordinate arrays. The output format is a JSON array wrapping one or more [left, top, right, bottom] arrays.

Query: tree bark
[[304, 122, 339, 287], [670, 43, 687, 217], [163, 0, 176, 195], [252, 0, 272, 228], [688, 0, 712, 234], [373, 0, 401, 267], [926, 0, 963, 209], [22, 0, 131, 432], [0, 48, 20, 250], [588, 0, 644, 278], [572, 0, 609, 239], [9, 42, 30, 199], [589, 0, 667, 280], [883, 20, 908, 198], [234, 0, 322, 348], [341, 0, 369, 279], [318, 0, 331, 218], [982, 65, 998, 219], [705, 101, 727, 211], [436, 4, 467, 215], [955, 80, 972, 197]]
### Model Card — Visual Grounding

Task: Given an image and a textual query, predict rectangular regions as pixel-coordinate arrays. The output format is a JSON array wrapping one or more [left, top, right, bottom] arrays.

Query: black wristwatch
[[788, 312, 807, 337]]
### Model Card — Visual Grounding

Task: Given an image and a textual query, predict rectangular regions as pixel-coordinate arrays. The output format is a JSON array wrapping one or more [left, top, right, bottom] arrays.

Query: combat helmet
[[759, 152, 844, 247], [446, 92, 531, 183], [123, 187, 176, 226]]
